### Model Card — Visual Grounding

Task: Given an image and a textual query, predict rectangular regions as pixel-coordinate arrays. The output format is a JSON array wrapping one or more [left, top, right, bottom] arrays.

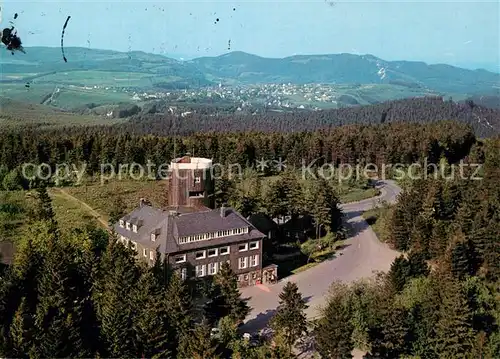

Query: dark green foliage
[[108, 196, 126, 227], [389, 207, 411, 251], [132, 271, 172, 359], [96, 240, 140, 357], [270, 282, 308, 355], [34, 185, 56, 224], [370, 306, 412, 358], [177, 321, 219, 359], [165, 272, 193, 350], [314, 283, 354, 358], [388, 255, 411, 292], [449, 236, 479, 280], [204, 262, 249, 326], [433, 280, 475, 358]]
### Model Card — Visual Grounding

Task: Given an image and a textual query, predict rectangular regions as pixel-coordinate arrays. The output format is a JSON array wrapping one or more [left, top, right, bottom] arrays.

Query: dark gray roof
[[248, 212, 279, 234], [174, 208, 252, 237], [113, 205, 264, 255]]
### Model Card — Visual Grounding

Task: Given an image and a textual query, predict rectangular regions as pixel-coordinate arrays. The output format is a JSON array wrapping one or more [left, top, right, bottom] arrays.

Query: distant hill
[[189, 51, 500, 95], [1, 47, 499, 95]]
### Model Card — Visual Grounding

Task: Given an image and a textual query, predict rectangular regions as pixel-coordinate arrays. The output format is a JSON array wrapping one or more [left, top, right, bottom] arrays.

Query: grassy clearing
[[338, 187, 380, 203], [0, 191, 30, 243], [362, 205, 393, 242], [49, 190, 103, 232], [64, 179, 169, 221]]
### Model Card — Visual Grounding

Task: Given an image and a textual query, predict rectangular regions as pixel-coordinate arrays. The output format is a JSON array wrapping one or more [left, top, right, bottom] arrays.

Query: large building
[[114, 156, 278, 287]]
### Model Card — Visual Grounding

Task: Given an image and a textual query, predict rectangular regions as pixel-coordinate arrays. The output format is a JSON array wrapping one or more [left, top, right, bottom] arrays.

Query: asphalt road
[[240, 180, 402, 334]]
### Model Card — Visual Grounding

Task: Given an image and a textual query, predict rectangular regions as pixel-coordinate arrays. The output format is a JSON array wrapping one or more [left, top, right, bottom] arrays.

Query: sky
[[1, 0, 499, 72]]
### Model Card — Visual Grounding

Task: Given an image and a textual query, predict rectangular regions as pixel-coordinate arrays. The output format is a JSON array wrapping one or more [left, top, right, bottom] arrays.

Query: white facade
[[170, 157, 212, 170]]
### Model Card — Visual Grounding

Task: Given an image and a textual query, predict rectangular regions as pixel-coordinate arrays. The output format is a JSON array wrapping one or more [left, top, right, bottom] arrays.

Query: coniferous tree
[[407, 250, 430, 278], [177, 321, 220, 359], [166, 272, 193, 352], [433, 279, 475, 358], [132, 270, 172, 359], [389, 207, 411, 251], [388, 255, 411, 292], [205, 262, 249, 325], [108, 195, 126, 227], [7, 298, 33, 358], [371, 306, 412, 358], [32, 238, 87, 358], [35, 185, 56, 225], [270, 282, 308, 356], [96, 240, 140, 358], [314, 283, 354, 358]]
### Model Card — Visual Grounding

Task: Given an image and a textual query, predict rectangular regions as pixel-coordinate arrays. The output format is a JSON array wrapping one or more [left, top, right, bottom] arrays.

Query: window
[[251, 255, 259, 267], [119, 219, 124, 227], [238, 243, 248, 252], [132, 224, 138, 233], [219, 246, 230, 255], [195, 250, 206, 260], [208, 249, 218, 257], [149, 250, 154, 260], [249, 241, 259, 250], [238, 257, 248, 269], [252, 272, 257, 279], [208, 262, 218, 275], [131, 241, 137, 250], [143, 248, 147, 257], [244, 274, 249, 281], [195, 176, 201, 183], [151, 233, 156, 241], [195, 265, 206, 277], [180, 267, 187, 280], [175, 255, 186, 263], [126, 222, 130, 230]]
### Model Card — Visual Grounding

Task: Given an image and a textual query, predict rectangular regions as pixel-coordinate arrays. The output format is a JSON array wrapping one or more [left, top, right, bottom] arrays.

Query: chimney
[[220, 204, 226, 218]]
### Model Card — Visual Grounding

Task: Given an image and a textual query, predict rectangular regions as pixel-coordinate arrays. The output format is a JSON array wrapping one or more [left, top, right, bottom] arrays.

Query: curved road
[[240, 180, 402, 333]]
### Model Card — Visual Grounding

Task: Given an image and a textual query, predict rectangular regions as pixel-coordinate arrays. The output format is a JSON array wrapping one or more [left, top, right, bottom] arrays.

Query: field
[[18, 70, 183, 88], [63, 179, 169, 224], [0, 179, 168, 246], [0, 97, 124, 128]]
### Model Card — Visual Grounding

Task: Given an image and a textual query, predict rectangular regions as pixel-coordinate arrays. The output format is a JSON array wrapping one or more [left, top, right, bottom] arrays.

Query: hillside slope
[[2, 47, 499, 96]]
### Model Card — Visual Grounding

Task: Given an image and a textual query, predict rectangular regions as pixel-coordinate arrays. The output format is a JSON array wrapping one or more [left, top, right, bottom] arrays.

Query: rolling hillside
[[190, 51, 500, 94], [1, 47, 499, 96]]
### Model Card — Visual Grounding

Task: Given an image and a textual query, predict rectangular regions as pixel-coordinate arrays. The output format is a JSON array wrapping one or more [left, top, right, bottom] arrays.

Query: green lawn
[[362, 205, 393, 242], [338, 187, 380, 203]]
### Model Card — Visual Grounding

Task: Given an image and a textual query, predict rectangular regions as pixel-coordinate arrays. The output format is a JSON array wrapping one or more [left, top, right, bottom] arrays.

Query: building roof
[[248, 212, 279, 234], [113, 205, 264, 255]]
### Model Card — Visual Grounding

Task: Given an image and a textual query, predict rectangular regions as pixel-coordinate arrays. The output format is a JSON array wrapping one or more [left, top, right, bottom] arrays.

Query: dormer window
[[119, 219, 124, 227], [195, 176, 201, 183], [126, 222, 131, 230], [151, 233, 156, 242], [132, 224, 138, 233]]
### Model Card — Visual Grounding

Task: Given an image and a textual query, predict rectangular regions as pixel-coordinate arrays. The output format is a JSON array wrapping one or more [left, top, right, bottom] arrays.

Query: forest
[[0, 119, 476, 187], [0, 100, 499, 358]]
